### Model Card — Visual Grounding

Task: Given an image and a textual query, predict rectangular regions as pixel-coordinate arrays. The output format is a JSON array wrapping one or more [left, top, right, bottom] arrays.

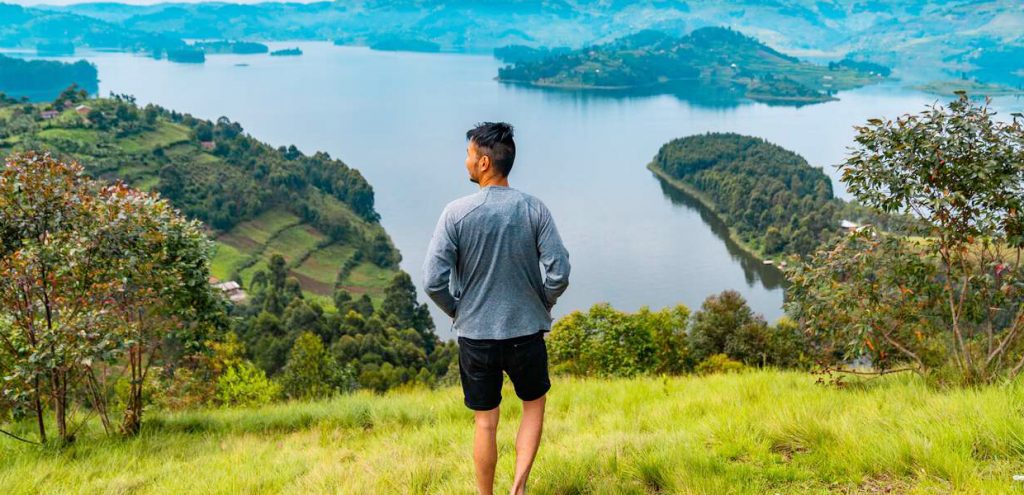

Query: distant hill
[[18, 0, 1019, 86], [0, 94, 402, 307], [0, 3, 186, 55], [497, 28, 886, 104], [0, 55, 98, 101]]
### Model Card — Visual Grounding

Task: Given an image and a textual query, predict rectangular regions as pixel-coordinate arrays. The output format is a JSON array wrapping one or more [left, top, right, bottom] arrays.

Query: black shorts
[[457, 331, 551, 411]]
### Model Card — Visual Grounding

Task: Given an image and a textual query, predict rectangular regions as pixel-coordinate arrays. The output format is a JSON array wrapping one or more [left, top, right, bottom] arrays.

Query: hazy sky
[[11, 0, 324, 5]]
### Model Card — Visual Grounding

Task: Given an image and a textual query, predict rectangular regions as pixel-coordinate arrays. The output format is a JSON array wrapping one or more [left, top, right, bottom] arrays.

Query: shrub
[[216, 362, 281, 408], [694, 354, 745, 375], [548, 303, 690, 376]]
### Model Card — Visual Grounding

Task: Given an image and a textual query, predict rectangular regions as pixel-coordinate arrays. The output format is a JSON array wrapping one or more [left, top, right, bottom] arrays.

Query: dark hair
[[466, 122, 516, 177]]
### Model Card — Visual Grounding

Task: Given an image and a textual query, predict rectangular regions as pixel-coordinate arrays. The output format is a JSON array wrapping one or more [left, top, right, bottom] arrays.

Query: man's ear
[[479, 154, 491, 173]]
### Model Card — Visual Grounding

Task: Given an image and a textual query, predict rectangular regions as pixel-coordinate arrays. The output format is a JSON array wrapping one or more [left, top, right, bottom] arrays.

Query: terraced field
[[2, 99, 403, 311], [210, 208, 397, 308]]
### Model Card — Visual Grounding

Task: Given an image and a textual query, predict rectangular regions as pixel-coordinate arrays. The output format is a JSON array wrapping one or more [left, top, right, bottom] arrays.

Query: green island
[[497, 27, 887, 104], [648, 133, 884, 262], [0, 55, 98, 101], [0, 90, 400, 309]]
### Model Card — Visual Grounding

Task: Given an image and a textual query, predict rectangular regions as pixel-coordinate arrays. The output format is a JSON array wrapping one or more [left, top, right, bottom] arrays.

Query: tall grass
[[2, 371, 1022, 494]]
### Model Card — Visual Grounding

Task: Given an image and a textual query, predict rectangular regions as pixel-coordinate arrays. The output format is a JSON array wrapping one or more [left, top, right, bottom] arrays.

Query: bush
[[694, 354, 745, 375], [216, 361, 281, 408], [280, 332, 353, 399], [547, 303, 690, 376]]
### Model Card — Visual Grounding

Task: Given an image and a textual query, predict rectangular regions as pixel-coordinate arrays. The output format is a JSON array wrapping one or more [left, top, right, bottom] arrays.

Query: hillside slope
[[0, 95, 400, 307], [1, 371, 1020, 493]]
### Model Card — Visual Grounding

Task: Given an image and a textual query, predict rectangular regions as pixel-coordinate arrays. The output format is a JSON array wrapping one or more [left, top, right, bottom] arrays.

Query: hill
[[497, 27, 885, 104], [0, 55, 98, 102], [0, 3, 186, 56], [0, 94, 401, 308], [1, 371, 1019, 493]]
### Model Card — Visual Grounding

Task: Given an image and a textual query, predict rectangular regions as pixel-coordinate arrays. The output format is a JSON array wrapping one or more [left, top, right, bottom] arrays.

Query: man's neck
[[478, 176, 510, 189]]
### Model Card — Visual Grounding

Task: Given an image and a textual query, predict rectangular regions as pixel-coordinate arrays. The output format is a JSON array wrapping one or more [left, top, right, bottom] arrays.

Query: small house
[[200, 140, 215, 151], [75, 104, 91, 116], [40, 110, 60, 119], [840, 220, 859, 231], [213, 280, 247, 303]]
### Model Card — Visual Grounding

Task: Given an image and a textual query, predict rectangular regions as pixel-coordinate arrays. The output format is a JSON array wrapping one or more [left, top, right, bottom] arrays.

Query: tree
[[688, 290, 770, 366], [0, 152, 223, 442], [789, 94, 1024, 384], [279, 332, 350, 399]]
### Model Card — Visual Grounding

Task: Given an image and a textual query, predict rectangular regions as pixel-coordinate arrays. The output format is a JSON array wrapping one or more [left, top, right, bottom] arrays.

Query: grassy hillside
[[1, 371, 1021, 494], [0, 96, 400, 307]]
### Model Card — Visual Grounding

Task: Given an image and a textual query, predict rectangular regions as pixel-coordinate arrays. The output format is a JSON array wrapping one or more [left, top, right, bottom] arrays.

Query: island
[[648, 133, 887, 261], [270, 47, 303, 57], [0, 55, 98, 101], [193, 40, 270, 55], [497, 27, 889, 104], [167, 48, 205, 64]]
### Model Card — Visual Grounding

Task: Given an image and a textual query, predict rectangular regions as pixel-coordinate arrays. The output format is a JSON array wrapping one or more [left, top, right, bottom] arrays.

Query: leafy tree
[[279, 332, 351, 399], [547, 303, 690, 376], [788, 94, 1024, 384], [0, 152, 223, 442]]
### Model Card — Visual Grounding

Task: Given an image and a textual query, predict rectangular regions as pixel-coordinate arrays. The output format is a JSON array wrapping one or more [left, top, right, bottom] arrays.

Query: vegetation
[[787, 94, 1024, 385], [548, 291, 810, 378], [0, 92, 400, 303], [497, 27, 886, 103], [493, 45, 570, 64], [0, 152, 224, 442], [0, 151, 456, 445], [2, 371, 1023, 493], [166, 49, 205, 64], [649, 132, 896, 260], [0, 55, 98, 102], [192, 40, 269, 55]]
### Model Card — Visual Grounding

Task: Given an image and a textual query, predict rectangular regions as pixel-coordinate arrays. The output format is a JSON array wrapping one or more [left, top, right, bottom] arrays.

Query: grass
[[116, 122, 190, 154], [2, 371, 1023, 494]]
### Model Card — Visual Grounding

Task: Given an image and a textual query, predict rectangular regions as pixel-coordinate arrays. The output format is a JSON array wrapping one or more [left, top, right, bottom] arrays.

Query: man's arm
[[423, 207, 458, 318], [537, 203, 570, 309]]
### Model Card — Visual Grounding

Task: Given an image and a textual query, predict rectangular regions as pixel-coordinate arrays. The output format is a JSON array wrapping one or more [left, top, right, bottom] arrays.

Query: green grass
[[2, 371, 1023, 494], [116, 122, 190, 154], [339, 261, 398, 302], [209, 240, 249, 281], [35, 128, 102, 144]]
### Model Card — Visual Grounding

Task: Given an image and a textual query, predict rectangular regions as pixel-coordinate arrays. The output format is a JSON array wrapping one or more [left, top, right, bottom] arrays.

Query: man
[[423, 122, 570, 495]]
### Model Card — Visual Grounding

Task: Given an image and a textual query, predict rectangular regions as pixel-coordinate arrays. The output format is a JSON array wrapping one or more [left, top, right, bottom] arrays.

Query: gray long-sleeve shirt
[[423, 185, 570, 340]]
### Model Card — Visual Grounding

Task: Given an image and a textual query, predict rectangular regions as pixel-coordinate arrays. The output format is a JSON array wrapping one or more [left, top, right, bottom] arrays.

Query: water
[[19, 42, 1024, 337]]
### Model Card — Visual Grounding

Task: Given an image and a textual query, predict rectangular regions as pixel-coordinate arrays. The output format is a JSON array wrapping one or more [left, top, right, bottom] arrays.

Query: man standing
[[423, 122, 570, 495]]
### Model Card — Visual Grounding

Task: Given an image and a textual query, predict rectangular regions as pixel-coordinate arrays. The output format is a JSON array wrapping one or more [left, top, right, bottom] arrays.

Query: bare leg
[[510, 394, 546, 495], [474, 406, 501, 495]]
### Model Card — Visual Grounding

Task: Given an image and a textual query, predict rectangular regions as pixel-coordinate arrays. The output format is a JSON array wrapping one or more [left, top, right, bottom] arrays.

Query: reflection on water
[[653, 174, 787, 290]]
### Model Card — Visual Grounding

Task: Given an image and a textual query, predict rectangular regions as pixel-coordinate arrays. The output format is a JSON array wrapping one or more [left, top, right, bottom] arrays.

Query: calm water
[[23, 42, 1024, 337]]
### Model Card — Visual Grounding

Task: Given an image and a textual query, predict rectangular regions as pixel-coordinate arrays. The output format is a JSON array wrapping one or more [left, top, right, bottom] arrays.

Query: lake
[[19, 42, 1024, 337]]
